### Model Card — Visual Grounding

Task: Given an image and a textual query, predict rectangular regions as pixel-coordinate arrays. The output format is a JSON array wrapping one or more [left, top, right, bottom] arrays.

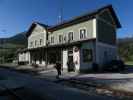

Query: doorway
[[67, 49, 75, 72]]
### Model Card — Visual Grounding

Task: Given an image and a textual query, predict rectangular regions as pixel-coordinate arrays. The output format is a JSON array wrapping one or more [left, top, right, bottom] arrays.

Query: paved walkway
[[0, 68, 116, 100], [2, 64, 133, 96], [37, 69, 79, 81], [36, 67, 133, 93], [73, 73, 133, 93]]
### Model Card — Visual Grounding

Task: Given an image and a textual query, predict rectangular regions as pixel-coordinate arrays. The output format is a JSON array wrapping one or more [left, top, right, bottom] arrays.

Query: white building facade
[[18, 5, 121, 72]]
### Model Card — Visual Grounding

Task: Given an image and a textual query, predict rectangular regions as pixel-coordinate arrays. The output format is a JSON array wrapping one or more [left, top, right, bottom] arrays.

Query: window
[[35, 40, 37, 46], [51, 36, 54, 43], [59, 35, 63, 43], [80, 29, 86, 39], [40, 39, 42, 45], [83, 49, 92, 62], [64, 36, 67, 42], [30, 42, 33, 47], [68, 32, 73, 41]]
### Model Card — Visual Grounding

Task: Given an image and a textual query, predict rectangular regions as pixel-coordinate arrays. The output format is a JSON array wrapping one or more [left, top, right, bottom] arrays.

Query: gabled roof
[[26, 22, 49, 37], [26, 5, 121, 36], [48, 5, 121, 32]]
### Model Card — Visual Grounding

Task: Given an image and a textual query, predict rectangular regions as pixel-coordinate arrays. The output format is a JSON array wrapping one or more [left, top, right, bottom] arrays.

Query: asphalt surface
[[0, 67, 117, 100]]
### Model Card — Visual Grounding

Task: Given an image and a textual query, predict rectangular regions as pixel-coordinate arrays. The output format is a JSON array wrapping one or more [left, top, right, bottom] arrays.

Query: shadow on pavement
[[0, 65, 42, 76]]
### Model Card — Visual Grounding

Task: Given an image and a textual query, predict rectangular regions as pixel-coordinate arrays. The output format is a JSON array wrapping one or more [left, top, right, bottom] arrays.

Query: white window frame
[[63, 35, 67, 43], [79, 27, 87, 39], [30, 41, 33, 47], [59, 34, 63, 43], [51, 36, 54, 44], [68, 31, 74, 42], [35, 40, 37, 47], [40, 39, 42, 45]]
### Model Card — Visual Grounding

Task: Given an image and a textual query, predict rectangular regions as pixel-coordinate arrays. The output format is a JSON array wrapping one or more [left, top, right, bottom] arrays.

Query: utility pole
[[58, 0, 63, 24]]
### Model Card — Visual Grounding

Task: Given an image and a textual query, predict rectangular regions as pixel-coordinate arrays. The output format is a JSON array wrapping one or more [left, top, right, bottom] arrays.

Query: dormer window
[[68, 31, 73, 41], [80, 29, 87, 39]]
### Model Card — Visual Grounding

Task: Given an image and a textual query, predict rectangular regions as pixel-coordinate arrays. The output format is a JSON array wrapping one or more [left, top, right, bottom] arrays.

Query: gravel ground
[[56, 79, 133, 100]]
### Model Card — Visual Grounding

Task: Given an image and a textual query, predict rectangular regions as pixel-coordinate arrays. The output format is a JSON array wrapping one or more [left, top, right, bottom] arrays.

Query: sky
[[0, 0, 132, 38]]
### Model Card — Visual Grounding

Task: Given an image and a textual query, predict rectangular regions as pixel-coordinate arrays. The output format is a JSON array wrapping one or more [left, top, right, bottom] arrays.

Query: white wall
[[73, 49, 80, 71], [63, 48, 80, 71], [42, 61, 46, 65], [28, 24, 47, 49], [63, 50, 68, 69], [48, 19, 96, 46], [18, 52, 30, 63], [62, 41, 96, 72]]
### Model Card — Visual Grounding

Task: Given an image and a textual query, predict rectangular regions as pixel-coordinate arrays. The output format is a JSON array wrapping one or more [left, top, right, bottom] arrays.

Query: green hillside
[[0, 32, 27, 63], [118, 37, 133, 62]]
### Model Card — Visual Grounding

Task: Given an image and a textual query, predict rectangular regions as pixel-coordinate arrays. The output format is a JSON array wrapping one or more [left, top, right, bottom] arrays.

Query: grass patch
[[125, 61, 133, 66]]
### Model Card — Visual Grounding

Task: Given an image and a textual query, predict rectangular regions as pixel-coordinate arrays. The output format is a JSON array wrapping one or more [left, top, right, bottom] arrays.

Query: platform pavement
[[1, 64, 133, 96], [0, 67, 116, 100]]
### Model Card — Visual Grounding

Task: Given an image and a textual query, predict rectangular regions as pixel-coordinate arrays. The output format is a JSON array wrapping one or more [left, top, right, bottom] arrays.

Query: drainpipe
[[45, 48, 48, 69], [45, 31, 49, 69]]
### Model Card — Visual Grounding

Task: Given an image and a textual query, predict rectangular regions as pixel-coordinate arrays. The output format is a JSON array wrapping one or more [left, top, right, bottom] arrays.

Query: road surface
[[0, 67, 117, 100]]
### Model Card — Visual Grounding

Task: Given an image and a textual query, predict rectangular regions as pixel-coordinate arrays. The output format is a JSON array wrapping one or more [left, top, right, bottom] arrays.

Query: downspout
[[45, 30, 49, 69], [94, 15, 98, 64]]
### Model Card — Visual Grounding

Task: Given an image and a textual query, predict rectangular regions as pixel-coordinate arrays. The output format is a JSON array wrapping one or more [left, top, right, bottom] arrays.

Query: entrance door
[[67, 49, 75, 72]]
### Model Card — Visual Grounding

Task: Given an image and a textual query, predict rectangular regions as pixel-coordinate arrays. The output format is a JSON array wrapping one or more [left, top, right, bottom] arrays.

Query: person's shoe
[[56, 75, 59, 79]]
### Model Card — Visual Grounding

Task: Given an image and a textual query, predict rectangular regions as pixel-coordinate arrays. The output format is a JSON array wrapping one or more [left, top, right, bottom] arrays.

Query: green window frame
[[82, 49, 93, 62]]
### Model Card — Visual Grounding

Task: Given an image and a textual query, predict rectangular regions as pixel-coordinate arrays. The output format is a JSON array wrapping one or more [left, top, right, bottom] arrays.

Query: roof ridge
[[47, 4, 121, 31]]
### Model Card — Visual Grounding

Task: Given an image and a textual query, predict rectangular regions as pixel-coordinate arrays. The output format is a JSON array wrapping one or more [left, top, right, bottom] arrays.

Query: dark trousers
[[58, 69, 61, 75], [56, 69, 61, 79]]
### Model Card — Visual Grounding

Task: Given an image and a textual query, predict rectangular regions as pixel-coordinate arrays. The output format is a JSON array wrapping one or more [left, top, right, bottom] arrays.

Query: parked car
[[103, 60, 125, 71]]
